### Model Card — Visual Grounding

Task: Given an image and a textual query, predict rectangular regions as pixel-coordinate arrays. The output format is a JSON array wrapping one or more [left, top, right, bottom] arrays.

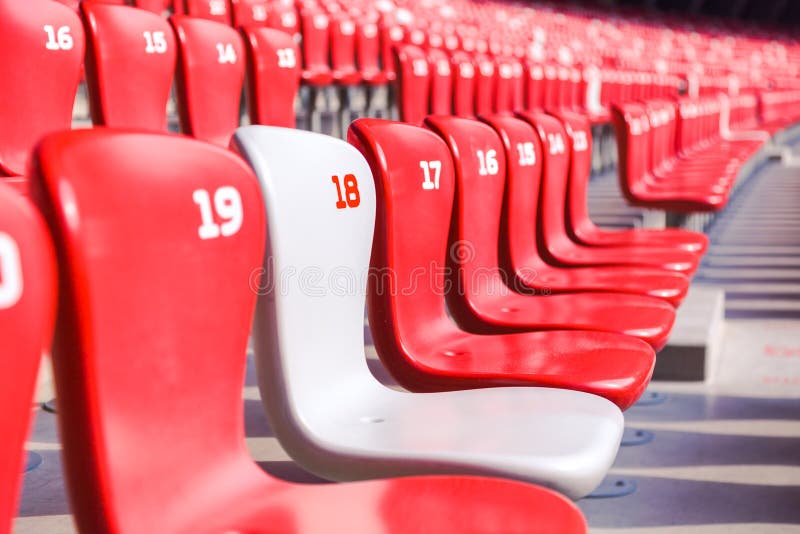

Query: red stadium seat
[[31, 128, 588, 534], [350, 118, 656, 410], [230, 0, 269, 27], [355, 17, 388, 85], [428, 48, 453, 115], [133, 0, 172, 13], [0, 185, 56, 534], [480, 114, 690, 307], [299, 7, 333, 86], [474, 54, 495, 116], [451, 51, 476, 117], [180, 0, 231, 25], [330, 13, 361, 85], [394, 44, 430, 125], [265, 1, 300, 37], [242, 26, 301, 128], [171, 16, 245, 146], [424, 115, 675, 350], [81, 3, 176, 130], [550, 109, 708, 253], [516, 110, 701, 275], [0, 0, 84, 193]]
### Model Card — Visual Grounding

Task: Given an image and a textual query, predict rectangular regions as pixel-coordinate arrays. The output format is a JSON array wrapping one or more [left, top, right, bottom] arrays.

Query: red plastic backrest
[[330, 14, 360, 84], [0, 0, 84, 177], [242, 26, 301, 128], [428, 48, 453, 115], [494, 58, 516, 113], [424, 116, 509, 310], [451, 52, 476, 117], [395, 45, 430, 125], [171, 16, 245, 146], [299, 8, 332, 84], [348, 119, 456, 357], [474, 55, 496, 116], [479, 115, 547, 274], [547, 110, 594, 241], [355, 18, 386, 84], [611, 102, 650, 197], [182, 0, 232, 25], [30, 130, 266, 534], [379, 21, 403, 82], [515, 111, 573, 251], [525, 63, 545, 111], [265, 2, 299, 36], [81, 4, 176, 130], [230, 0, 269, 27], [0, 185, 56, 534], [133, 0, 172, 13]]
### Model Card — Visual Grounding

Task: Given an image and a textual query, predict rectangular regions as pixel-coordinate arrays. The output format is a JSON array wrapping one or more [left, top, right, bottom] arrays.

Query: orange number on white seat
[[332, 175, 360, 209]]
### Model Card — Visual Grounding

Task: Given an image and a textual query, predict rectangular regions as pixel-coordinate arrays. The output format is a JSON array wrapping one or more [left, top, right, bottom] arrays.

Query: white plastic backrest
[[232, 126, 380, 418]]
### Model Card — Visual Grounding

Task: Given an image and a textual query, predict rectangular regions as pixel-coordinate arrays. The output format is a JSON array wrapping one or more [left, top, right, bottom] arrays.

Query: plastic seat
[[424, 115, 675, 350], [0, 185, 56, 534], [516, 110, 701, 275], [428, 48, 453, 115], [479, 114, 690, 307], [474, 55, 495, 116], [234, 123, 626, 499], [394, 45, 430, 125], [133, 0, 172, 13], [330, 14, 361, 85], [171, 16, 245, 146], [355, 18, 388, 85], [451, 51, 476, 117], [550, 109, 708, 254], [81, 3, 176, 130], [0, 0, 84, 193], [242, 26, 301, 128], [181, 0, 231, 25], [30, 128, 587, 533], [349, 118, 656, 412], [230, 0, 268, 27], [299, 8, 333, 86]]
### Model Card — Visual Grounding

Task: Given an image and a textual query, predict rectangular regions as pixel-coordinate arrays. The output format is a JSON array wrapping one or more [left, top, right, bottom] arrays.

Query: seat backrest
[[611, 102, 651, 201], [378, 19, 403, 82], [133, 0, 172, 13], [451, 51, 476, 117], [494, 58, 516, 113], [81, 3, 176, 130], [424, 116, 510, 321], [230, 0, 268, 27], [474, 54, 496, 116], [547, 110, 595, 242], [0, 0, 84, 177], [355, 17, 385, 84], [394, 45, 431, 125], [479, 114, 548, 274], [0, 185, 56, 534], [171, 16, 245, 146], [265, 2, 300, 37], [330, 13, 360, 84], [428, 48, 454, 115], [233, 125, 385, 437], [299, 7, 332, 84], [348, 119, 457, 368], [30, 130, 266, 534], [242, 26, 301, 128], [525, 63, 545, 111], [515, 111, 574, 254], [181, 0, 231, 25]]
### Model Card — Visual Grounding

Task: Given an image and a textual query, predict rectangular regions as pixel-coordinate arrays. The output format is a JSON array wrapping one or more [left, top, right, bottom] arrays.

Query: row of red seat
[[613, 89, 800, 213], [3, 104, 710, 532]]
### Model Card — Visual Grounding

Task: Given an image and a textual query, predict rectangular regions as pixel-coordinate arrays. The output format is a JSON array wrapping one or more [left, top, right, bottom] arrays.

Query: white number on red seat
[[412, 58, 429, 77], [548, 133, 566, 155], [276, 48, 297, 68], [44, 25, 74, 51], [193, 187, 243, 240], [516, 142, 536, 166], [216, 43, 238, 64], [572, 131, 589, 152], [477, 149, 499, 176], [420, 160, 442, 190], [143, 31, 168, 54], [0, 233, 23, 309], [209, 0, 227, 16]]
